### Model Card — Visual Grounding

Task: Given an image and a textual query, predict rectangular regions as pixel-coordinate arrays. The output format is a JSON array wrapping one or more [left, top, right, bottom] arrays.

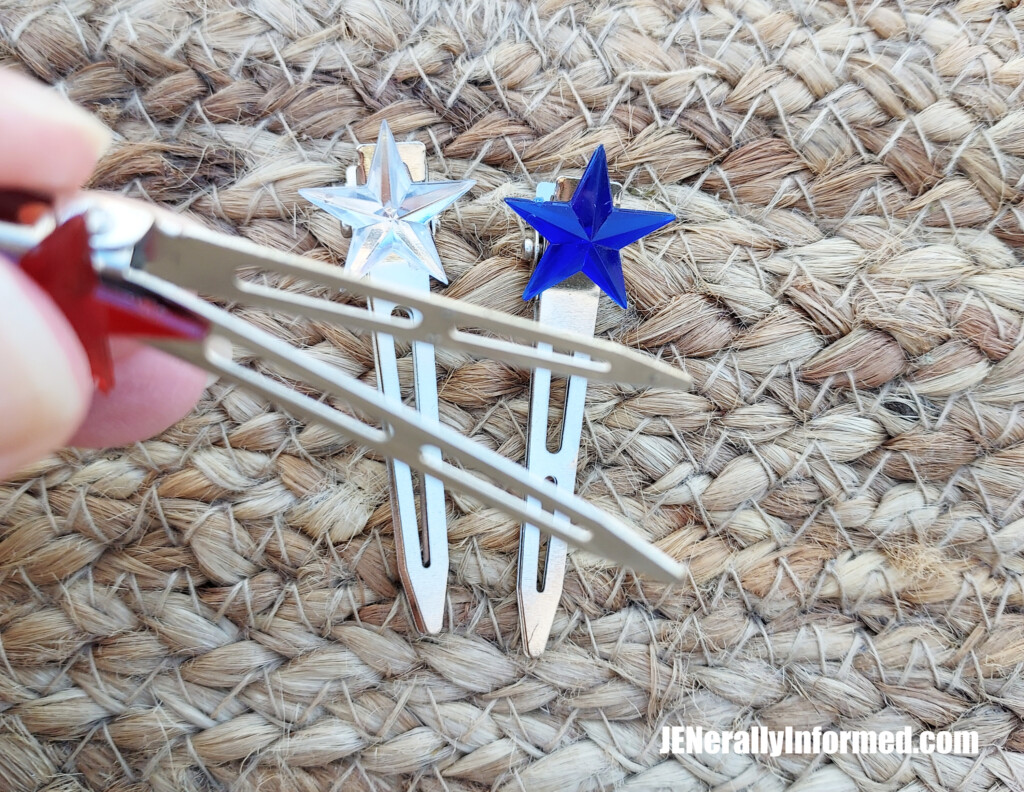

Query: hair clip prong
[[507, 147, 680, 655]]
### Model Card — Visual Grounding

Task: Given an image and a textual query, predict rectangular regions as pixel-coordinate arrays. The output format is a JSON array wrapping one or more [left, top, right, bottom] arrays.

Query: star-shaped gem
[[505, 146, 675, 309], [301, 121, 475, 284], [19, 214, 208, 393]]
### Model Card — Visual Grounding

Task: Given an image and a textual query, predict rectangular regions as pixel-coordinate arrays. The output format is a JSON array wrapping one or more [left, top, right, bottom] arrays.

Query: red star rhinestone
[[18, 214, 209, 393]]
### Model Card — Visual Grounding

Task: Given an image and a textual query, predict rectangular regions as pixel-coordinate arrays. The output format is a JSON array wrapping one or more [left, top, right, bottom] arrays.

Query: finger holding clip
[[299, 122, 473, 634], [0, 193, 209, 396], [506, 147, 679, 656]]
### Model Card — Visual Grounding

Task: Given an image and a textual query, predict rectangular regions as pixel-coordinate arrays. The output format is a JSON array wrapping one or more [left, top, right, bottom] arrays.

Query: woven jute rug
[[3, 1, 1024, 790]]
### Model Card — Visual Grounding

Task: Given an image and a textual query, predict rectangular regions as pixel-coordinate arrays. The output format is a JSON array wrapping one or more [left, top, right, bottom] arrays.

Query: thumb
[[0, 257, 92, 478]]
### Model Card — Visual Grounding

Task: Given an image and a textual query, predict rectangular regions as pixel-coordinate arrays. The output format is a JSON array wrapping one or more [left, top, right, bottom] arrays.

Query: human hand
[[0, 70, 208, 478]]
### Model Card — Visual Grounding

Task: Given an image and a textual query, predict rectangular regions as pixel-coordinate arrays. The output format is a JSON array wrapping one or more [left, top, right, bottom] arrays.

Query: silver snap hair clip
[[506, 146, 687, 655], [300, 122, 473, 633], [0, 146, 689, 642]]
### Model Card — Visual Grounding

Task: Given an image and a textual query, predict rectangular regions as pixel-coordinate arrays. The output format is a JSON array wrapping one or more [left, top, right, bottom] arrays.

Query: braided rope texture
[[3, 0, 1024, 789]]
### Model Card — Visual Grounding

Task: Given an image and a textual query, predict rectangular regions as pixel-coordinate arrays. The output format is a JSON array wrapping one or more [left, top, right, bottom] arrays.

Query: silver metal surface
[[518, 179, 609, 656], [369, 268, 448, 633], [0, 215, 54, 256], [0, 190, 692, 582], [140, 221, 691, 390], [127, 267, 683, 580], [519, 271, 600, 656], [338, 136, 449, 634], [0, 202, 691, 391]]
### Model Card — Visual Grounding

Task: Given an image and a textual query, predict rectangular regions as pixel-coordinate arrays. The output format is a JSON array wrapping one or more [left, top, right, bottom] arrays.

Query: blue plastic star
[[505, 146, 675, 309]]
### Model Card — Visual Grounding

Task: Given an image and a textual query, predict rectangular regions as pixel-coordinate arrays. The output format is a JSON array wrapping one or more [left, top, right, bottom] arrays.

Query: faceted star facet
[[505, 146, 675, 309], [300, 121, 475, 283]]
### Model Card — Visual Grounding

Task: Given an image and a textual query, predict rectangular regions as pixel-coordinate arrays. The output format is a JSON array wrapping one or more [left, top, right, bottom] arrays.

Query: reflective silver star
[[300, 121, 474, 283]]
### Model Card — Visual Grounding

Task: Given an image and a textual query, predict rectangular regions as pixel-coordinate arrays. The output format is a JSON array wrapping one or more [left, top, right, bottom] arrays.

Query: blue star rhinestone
[[505, 146, 675, 309]]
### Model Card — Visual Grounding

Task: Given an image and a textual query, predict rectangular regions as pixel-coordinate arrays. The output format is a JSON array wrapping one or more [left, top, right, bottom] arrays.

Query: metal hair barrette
[[507, 146, 682, 655], [0, 134, 690, 632], [300, 121, 473, 633]]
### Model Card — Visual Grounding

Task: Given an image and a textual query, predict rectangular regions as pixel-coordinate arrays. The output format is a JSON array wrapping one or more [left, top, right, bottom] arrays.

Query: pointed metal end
[[518, 527, 568, 658], [519, 583, 561, 657], [521, 181, 692, 394], [578, 336, 693, 392], [579, 506, 687, 584], [642, 359, 694, 392], [521, 606, 556, 657], [629, 545, 686, 583], [406, 580, 446, 634]]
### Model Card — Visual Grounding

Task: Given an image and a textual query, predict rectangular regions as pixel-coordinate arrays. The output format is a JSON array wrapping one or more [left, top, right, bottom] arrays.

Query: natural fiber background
[[3, 0, 1024, 790]]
